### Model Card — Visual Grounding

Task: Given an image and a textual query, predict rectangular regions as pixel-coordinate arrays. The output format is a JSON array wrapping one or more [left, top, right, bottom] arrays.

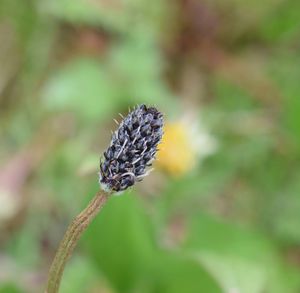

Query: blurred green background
[[1, 0, 300, 292]]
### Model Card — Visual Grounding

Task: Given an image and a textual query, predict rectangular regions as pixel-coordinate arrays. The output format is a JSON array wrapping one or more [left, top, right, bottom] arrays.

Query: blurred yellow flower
[[157, 123, 196, 176], [157, 118, 217, 176]]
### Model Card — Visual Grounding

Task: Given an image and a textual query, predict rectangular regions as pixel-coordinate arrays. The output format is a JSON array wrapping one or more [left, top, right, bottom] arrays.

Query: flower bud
[[99, 105, 163, 192]]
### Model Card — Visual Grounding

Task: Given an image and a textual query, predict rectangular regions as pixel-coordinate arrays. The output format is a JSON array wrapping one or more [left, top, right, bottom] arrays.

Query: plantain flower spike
[[99, 104, 164, 192]]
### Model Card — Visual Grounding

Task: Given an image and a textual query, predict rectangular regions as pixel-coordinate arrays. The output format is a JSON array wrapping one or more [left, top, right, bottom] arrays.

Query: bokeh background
[[1, 0, 300, 292]]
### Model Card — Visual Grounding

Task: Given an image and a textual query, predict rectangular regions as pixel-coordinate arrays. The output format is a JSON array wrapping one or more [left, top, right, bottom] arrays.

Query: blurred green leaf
[[213, 78, 258, 111], [60, 256, 110, 293], [0, 284, 22, 293], [83, 193, 222, 292], [82, 193, 156, 292], [194, 251, 266, 293], [268, 52, 300, 149], [145, 253, 222, 293], [42, 57, 119, 121], [260, 1, 300, 42], [267, 262, 300, 293], [182, 213, 293, 293], [185, 213, 277, 260], [106, 36, 178, 114], [267, 174, 300, 244], [44, 0, 169, 38]]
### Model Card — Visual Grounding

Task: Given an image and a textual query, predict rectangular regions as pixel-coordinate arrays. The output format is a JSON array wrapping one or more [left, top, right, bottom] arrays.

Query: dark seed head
[[99, 104, 164, 192]]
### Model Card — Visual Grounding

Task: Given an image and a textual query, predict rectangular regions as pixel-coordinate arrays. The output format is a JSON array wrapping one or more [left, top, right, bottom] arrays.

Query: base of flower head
[[98, 172, 112, 192], [98, 173, 126, 195]]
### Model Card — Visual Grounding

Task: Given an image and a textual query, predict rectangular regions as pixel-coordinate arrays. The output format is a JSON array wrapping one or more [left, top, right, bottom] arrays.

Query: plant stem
[[45, 189, 111, 293]]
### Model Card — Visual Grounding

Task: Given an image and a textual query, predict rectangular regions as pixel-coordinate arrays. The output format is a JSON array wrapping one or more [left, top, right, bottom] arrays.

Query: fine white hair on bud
[[99, 104, 164, 192]]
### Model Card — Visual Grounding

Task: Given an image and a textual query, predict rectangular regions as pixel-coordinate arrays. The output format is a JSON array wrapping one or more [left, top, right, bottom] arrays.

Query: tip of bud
[[99, 104, 164, 192]]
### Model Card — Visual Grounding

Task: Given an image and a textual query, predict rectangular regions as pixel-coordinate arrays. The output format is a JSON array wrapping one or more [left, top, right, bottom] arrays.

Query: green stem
[[45, 189, 111, 293]]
